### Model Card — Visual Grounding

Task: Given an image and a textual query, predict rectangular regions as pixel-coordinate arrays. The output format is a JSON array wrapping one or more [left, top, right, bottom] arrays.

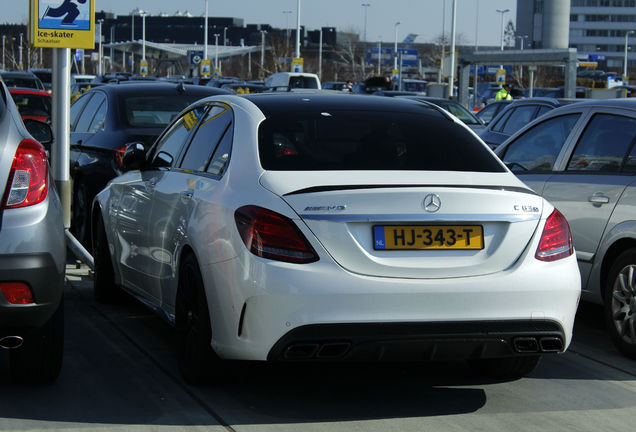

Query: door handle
[[145, 179, 157, 188], [588, 194, 610, 205]]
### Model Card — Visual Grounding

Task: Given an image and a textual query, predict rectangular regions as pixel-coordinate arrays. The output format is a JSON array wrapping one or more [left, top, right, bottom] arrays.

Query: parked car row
[[3, 74, 635, 385]]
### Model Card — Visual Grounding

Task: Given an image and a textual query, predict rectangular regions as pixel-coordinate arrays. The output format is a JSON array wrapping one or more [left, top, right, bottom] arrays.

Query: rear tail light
[[2, 139, 49, 210], [0, 282, 34, 304], [234, 205, 319, 264], [535, 209, 574, 262]]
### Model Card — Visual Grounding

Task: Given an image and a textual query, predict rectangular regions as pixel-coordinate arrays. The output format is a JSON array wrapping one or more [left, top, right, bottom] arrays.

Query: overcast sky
[[6, 0, 518, 46]]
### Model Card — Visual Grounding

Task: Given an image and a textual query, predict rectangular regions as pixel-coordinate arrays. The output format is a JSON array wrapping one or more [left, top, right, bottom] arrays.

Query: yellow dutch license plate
[[373, 225, 484, 250]]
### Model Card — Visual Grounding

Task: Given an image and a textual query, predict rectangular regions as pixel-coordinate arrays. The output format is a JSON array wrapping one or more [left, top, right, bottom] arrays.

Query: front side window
[[181, 105, 232, 172], [567, 114, 636, 172], [501, 114, 581, 172], [151, 109, 202, 168], [258, 110, 505, 172]]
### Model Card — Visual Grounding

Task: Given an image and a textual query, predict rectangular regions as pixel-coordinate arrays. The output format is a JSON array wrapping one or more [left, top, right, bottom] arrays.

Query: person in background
[[495, 84, 513, 101]]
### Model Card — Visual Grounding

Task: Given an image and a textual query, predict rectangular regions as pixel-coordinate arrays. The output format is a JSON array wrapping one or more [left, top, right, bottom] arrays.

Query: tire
[[9, 297, 64, 384], [604, 248, 636, 359], [93, 215, 121, 304], [71, 182, 90, 248], [175, 253, 223, 384], [471, 355, 542, 379]]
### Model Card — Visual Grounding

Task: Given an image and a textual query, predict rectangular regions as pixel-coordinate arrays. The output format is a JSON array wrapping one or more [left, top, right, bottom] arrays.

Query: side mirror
[[121, 142, 147, 171], [23, 119, 53, 146]]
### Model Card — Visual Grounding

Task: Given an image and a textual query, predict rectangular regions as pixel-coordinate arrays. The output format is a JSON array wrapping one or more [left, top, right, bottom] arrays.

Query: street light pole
[[624, 30, 634, 80], [141, 13, 146, 63], [318, 28, 323, 79], [204, 0, 208, 60], [393, 21, 400, 71], [362, 3, 370, 42], [439, 0, 445, 84], [97, 20, 103, 75], [2, 35, 5, 71], [283, 10, 292, 55], [18, 33, 23, 70], [223, 27, 228, 46], [448, 0, 457, 98], [377, 39, 381, 75], [260, 30, 266, 73], [214, 33, 220, 72], [497, 8, 509, 51], [295, 0, 301, 60]]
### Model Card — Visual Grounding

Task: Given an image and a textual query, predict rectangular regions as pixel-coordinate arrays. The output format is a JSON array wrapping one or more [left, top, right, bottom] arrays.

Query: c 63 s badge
[[514, 205, 540, 213]]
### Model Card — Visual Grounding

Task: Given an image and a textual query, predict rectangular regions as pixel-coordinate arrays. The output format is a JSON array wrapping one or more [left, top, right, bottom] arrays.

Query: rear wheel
[[175, 253, 224, 384], [471, 355, 542, 379], [93, 215, 121, 304], [605, 248, 636, 359], [10, 297, 64, 384]]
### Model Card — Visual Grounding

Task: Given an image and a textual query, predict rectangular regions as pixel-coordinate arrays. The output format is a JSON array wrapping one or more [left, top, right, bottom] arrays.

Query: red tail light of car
[[0, 282, 34, 304], [535, 209, 574, 262], [234, 205, 319, 264], [2, 139, 49, 210]]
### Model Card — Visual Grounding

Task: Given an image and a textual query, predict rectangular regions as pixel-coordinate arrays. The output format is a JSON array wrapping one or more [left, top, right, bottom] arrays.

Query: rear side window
[[74, 93, 106, 133], [567, 114, 636, 172], [258, 110, 505, 172], [501, 114, 580, 172], [501, 105, 538, 135]]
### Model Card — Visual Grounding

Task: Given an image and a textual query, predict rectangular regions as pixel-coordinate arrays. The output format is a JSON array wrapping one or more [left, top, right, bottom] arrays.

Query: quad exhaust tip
[[512, 336, 564, 353], [0, 335, 24, 350]]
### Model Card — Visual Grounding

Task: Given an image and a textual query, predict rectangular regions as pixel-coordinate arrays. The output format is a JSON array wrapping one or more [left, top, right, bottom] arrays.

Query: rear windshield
[[2, 77, 43, 90], [258, 110, 505, 172], [121, 95, 207, 127], [11, 93, 51, 117], [289, 76, 319, 89]]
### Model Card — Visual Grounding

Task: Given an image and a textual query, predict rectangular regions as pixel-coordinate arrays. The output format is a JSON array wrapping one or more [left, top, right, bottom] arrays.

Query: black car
[[69, 82, 231, 246], [398, 96, 485, 132], [475, 100, 513, 126], [0, 71, 45, 91], [478, 98, 579, 149]]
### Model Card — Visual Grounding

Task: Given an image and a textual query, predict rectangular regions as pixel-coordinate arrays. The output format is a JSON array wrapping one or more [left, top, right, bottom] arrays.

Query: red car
[[8, 88, 52, 124]]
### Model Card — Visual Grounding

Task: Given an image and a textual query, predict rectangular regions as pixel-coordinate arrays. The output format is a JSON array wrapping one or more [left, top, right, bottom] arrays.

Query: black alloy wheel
[[605, 248, 636, 359], [175, 253, 224, 384]]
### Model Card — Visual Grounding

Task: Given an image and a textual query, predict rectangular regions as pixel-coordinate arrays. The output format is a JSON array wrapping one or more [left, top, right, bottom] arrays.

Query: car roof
[[240, 92, 446, 119], [85, 82, 231, 96], [0, 71, 39, 78], [549, 97, 636, 111]]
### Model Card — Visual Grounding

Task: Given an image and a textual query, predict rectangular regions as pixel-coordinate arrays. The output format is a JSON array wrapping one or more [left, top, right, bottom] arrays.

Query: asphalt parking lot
[[1, 262, 635, 432]]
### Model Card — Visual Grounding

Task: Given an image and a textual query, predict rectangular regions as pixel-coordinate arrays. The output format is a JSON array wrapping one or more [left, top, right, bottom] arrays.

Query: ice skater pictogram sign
[[29, 0, 95, 48]]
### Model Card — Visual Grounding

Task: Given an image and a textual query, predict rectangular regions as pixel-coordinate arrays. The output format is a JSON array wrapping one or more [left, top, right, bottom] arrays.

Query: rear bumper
[[0, 194, 66, 336], [202, 250, 581, 362], [0, 252, 64, 334], [267, 320, 565, 362]]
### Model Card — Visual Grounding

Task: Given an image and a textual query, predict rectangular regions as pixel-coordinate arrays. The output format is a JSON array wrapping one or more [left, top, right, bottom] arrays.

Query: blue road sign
[[188, 50, 205, 65]]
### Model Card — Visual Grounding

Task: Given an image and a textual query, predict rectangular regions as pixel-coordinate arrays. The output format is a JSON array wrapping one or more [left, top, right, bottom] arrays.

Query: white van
[[264, 72, 321, 91]]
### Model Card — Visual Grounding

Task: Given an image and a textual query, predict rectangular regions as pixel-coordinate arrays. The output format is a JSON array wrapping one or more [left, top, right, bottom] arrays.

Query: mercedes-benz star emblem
[[423, 194, 441, 213]]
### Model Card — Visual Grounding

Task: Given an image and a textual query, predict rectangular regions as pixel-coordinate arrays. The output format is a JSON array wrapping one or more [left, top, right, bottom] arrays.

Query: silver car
[[495, 99, 636, 359], [0, 80, 66, 383]]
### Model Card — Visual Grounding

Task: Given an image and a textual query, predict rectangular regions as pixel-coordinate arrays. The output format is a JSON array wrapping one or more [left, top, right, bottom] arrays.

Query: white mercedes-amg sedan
[[92, 93, 580, 383]]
